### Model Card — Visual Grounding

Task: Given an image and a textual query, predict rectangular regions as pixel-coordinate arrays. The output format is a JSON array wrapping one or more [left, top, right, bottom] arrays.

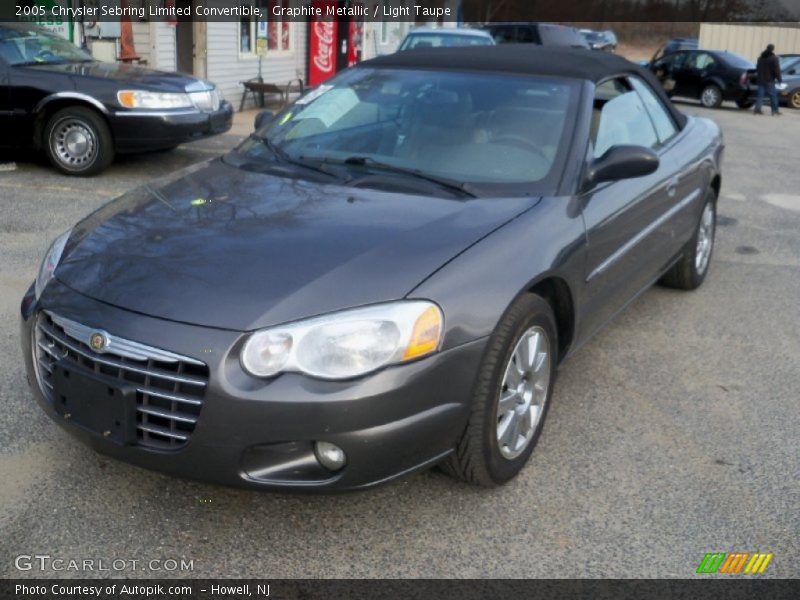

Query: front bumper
[[20, 280, 485, 491], [110, 100, 234, 153]]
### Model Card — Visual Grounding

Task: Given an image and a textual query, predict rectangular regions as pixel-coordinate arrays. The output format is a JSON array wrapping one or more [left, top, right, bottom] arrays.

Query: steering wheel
[[492, 134, 549, 161]]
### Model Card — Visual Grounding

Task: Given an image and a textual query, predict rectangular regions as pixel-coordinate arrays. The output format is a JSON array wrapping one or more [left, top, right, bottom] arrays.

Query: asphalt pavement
[[1, 103, 798, 579]]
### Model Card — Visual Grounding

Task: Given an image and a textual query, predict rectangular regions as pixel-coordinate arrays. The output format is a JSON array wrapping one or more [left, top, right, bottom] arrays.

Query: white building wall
[[206, 21, 307, 111], [156, 22, 177, 71], [362, 20, 413, 59], [131, 21, 151, 65], [699, 23, 800, 62]]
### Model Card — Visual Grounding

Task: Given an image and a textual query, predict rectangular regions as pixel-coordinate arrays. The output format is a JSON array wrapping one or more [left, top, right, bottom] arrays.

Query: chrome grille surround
[[33, 311, 209, 450]]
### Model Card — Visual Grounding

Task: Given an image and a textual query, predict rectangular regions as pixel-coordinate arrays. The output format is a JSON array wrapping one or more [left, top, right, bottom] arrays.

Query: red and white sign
[[308, 1, 338, 86]]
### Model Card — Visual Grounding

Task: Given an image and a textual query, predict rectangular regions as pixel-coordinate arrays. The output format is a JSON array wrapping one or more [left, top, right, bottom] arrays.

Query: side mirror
[[254, 110, 275, 131], [788, 68, 797, 75], [583, 145, 659, 189]]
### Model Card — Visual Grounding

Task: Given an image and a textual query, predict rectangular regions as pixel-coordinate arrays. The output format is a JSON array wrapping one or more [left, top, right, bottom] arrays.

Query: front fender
[[409, 196, 586, 351]]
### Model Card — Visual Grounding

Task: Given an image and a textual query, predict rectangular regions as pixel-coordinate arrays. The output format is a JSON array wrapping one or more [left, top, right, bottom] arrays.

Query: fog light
[[314, 441, 346, 471]]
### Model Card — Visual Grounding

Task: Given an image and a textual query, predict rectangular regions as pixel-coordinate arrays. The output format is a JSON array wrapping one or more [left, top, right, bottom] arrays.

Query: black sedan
[[649, 49, 755, 108], [21, 47, 723, 491], [0, 23, 232, 175]]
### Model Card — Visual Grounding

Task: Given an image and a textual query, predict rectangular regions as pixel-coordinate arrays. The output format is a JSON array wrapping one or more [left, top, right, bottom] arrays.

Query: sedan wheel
[[441, 293, 557, 486], [44, 106, 114, 176], [700, 85, 722, 108], [790, 90, 800, 110]]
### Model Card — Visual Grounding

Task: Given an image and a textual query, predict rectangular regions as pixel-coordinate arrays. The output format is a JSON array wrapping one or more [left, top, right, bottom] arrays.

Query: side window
[[517, 26, 536, 43], [687, 52, 715, 71], [591, 79, 659, 158], [653, 54, 674, 71], [671, 51, 689, 70], [629, 77, 678, 144]]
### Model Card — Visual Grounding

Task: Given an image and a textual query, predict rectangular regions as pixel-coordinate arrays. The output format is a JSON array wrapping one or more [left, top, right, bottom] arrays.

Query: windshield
[[0, 28, 93, 66], [399, 33, 493, 50], [237, 67, 579, 194], [779, 56, 799, 71], [582, 31, 604, 43]]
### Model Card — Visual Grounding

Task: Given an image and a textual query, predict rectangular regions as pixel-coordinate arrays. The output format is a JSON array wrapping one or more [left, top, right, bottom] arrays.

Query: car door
[[672, 51, 702, 97], [652, 52, 685, 95], [578, 77, 680, 339]]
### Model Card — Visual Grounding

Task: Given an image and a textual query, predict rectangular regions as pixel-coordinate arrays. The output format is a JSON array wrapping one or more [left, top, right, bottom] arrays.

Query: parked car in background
[[664, 38, 699, 55], [777, 54, 800, 109], [22, 46, 723, 491], [649, 49, 755, 108], [483, 23, 589, 49], [580, 29, 614, 52], [601, 30, 618, 52], [0, 22, 232, 176], [398, 27, 495, 51]]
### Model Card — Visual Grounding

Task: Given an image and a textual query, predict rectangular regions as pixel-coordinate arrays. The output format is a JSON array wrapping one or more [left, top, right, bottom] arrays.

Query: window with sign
[[239, 0, 292, 56]]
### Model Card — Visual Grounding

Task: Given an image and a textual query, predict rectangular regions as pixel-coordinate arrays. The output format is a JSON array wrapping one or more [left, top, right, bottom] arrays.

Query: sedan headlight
[[117, 90, 193, 110], [35, 229, 71, 300], [241, 301, 444, 380]]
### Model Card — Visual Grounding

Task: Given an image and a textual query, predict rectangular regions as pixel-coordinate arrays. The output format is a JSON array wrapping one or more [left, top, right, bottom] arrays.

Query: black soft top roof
[[361, 45, 687, 129]]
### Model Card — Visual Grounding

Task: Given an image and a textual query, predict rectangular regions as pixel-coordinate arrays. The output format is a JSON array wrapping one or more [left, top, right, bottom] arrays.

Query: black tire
[[736, 98, 754, 109], [43, 106, 114, 176], [700, 84, 723, 108], [441, 293, 558, 486], [660, 190, 716, 290]]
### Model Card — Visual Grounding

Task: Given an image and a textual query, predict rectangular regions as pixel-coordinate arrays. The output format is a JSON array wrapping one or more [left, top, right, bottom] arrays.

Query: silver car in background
[[398, 27, 495, 51]]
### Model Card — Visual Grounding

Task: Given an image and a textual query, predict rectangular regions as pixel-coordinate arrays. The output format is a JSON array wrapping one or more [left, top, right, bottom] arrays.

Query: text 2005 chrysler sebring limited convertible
[[21, 47, 722, 491]]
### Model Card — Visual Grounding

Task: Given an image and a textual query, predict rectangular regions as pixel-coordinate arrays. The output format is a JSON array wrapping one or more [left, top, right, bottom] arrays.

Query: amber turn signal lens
[[117, 91, 136, 108], [403, 305, 443, 360]]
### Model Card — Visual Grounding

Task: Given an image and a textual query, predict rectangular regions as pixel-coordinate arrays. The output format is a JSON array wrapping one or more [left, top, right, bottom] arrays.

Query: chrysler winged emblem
[[90, 332, 107, 352]]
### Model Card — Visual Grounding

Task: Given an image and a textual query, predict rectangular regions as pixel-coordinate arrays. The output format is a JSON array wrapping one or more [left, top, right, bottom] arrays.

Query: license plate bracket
[[53, 360, 138, 446]]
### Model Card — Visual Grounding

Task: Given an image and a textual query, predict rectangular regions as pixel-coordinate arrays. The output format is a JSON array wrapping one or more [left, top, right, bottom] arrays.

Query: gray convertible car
[[21, 47, 723, 491]]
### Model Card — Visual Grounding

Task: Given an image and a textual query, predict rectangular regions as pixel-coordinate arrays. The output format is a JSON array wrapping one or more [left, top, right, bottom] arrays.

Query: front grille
[[33, 312, 209, 450]]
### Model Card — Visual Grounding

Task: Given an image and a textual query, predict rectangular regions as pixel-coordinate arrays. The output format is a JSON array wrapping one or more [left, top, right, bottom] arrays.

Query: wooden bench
[[239, 78, 305, 111]]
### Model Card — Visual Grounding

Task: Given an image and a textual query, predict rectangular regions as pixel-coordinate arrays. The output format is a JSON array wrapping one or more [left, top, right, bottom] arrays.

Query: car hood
[[55, 159, 539, 331], [26, 61, 202, 92]]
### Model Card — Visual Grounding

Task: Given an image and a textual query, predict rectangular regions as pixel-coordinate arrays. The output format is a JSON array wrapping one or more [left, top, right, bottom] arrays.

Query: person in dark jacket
[[754, 44, 782, 115]]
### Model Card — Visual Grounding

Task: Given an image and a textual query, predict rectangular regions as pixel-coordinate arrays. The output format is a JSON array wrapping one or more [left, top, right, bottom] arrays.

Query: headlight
[[117, 90, 193, 109], [241, 301, 444, 380], [35, 229, 71, 300]]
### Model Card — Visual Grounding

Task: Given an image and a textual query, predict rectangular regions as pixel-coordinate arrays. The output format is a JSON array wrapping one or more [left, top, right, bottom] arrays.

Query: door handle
[[666, 177, 679, 198]]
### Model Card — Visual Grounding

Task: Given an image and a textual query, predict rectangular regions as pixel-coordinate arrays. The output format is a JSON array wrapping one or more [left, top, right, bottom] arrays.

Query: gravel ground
[[0, 102, 798, 579]]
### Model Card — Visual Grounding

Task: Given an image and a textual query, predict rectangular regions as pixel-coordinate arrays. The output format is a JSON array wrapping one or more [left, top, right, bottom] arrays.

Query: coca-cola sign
[[313, 21, 335, 75], [308, 1, 339, 87]]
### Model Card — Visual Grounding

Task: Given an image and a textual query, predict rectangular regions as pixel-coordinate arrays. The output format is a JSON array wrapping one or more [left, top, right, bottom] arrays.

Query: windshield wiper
[[251, 134, 342, 180], [340, 156, 478, 198]]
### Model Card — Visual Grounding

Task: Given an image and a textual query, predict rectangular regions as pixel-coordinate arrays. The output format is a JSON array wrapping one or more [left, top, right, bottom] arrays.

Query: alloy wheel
[[695, 203, 715, 274], [496, 326, 551, 460], [701, 87, 720, 107], [791, 91, 800, 110]]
